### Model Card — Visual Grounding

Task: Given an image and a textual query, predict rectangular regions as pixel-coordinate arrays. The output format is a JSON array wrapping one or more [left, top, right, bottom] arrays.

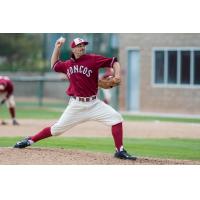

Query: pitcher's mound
[[0, 148, 199, 165]]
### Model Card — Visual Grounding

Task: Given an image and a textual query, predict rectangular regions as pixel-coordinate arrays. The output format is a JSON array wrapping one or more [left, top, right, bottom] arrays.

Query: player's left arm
[[96, 55, 121, 87], [98, 62, 121, 89], [112, 62, 121, 84]]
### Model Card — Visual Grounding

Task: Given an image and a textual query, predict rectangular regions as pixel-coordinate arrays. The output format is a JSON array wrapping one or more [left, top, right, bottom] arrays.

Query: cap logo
[[71, 38, 88, 48], [74, 38, 84, 45]]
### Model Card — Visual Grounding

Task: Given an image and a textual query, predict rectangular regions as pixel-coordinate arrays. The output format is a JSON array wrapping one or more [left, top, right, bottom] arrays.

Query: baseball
[[58, 36, 65, 43]]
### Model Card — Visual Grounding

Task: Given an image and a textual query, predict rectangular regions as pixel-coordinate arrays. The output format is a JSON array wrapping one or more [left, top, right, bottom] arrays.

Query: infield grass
[[0, 106, 62, 119], [1, 137, 200, 161], [1, 105, 200, 123]]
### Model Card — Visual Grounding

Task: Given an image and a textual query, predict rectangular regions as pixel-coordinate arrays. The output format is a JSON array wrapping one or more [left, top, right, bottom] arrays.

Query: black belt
[[72, 96, 96, 102]]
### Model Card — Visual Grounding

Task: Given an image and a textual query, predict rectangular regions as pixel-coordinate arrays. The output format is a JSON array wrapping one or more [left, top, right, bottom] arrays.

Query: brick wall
[[119, 33, 200, 114]]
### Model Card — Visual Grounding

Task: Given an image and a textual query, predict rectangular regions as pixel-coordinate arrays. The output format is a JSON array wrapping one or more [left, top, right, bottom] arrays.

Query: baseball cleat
[[14, 137, 31, 148], [114, 149, 137, 160], [13, 119, 19, 126], [1, 121, 7, 125]]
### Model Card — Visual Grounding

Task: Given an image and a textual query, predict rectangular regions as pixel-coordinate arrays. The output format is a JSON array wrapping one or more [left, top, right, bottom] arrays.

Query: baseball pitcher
[[14, 37, 137, 160]]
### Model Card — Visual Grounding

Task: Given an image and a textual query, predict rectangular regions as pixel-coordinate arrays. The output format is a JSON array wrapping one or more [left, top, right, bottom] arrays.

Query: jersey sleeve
[[4, 80, 13, 99], [94, 54, 118, 69], [0, 77, 13, 98], [52, 60, 67, 73]]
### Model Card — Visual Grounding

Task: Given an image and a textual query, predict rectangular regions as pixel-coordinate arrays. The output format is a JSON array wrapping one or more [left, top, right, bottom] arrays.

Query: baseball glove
[[98, 76, 121, 89]]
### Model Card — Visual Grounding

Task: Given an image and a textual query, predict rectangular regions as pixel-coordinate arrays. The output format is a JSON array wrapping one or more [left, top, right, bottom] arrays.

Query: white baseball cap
[[70, 38, 89, 48]]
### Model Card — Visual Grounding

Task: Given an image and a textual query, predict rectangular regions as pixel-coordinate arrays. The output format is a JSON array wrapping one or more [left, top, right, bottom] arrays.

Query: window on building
[[168, 51, 177, 84], [194, 51, 200, 84], [181, 51, 190, 84], [154, 48, 200, 86], [155, 51, 164, 83]]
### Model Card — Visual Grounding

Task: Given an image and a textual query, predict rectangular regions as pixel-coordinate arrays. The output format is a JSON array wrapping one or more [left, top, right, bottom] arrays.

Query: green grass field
[[0, 137, 200, 160], [1, 104, 200, 161], [1, 104, 200, 123]]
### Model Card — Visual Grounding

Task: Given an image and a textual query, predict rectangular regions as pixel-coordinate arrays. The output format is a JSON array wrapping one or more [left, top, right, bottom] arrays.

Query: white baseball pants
[[0, 93, 16, 108], [51, 97, 123, 136]]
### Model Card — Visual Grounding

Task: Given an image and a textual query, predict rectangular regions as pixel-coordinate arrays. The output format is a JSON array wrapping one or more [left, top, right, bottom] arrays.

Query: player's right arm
[[51, 37, 66, 69]]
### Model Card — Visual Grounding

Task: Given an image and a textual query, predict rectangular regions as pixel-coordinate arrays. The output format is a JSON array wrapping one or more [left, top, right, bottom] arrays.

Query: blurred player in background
[[99, 68, 113, 104], [0, 76, 19, 125], [101, 88, 112, 104]]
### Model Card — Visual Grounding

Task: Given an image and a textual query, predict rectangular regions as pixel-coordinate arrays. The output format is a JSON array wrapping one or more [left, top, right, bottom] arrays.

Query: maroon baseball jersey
[[52, 54, 117, 97], [0, 76, 14, 98]]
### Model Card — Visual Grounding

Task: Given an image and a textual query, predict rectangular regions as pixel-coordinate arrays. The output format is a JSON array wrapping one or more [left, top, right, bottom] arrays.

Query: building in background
[[119, 33, 200, 114], [2, 33, 200, 115]]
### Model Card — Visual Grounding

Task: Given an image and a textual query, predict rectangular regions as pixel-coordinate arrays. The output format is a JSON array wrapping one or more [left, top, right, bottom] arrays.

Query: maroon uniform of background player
[[0, 76, 19, 125]]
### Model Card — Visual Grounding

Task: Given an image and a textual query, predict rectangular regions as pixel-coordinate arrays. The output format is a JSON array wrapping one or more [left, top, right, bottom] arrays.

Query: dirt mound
[[0, 147, 199, 165]]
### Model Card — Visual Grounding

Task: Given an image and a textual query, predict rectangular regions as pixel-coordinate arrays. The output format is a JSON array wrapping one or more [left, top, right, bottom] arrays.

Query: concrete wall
[[119, 33, 200, 114]]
